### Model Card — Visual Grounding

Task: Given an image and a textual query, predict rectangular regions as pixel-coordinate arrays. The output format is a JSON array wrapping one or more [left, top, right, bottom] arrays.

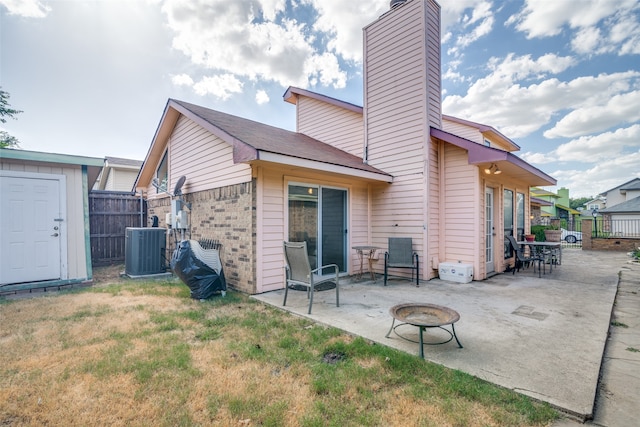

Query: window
[[484, 138, 491, 147], [156, 151, 168, 193], [503, 189, 513, 259], [516, 192, 525, 240]]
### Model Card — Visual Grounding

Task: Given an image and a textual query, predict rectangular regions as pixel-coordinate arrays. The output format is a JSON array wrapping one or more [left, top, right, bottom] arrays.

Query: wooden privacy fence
[[89, 191, 147, 265]]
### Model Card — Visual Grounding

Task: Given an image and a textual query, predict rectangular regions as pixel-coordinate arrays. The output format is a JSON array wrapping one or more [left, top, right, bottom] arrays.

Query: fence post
[[582, 219, 593, 251]]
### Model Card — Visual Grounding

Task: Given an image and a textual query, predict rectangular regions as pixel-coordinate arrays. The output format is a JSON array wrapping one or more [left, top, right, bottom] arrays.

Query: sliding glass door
[[288, 184, 347, 273]]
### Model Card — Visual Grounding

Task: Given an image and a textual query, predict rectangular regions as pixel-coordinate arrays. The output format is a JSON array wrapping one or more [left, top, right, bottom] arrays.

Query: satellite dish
[[173, 176, 186, 196]]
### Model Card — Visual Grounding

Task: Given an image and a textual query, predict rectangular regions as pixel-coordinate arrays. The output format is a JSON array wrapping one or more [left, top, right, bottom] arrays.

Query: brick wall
[[146, 181, 257, 294], [582, 219, 640, 252]]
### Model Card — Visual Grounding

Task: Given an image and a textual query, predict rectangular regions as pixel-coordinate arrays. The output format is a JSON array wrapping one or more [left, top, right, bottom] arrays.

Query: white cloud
[[443, 53, 576, 138], [192, 75, 243, 100], [553, 124, 640, 162], [255, 89, 270, 104], [519, 151, 555, 164], [0, 0, 50, 18], [455, 1, 494, 49], [171, 74, 194, 86], [162, 0, 364, 96], [508, 0, 640, 56], [550, 150, 640, 198], [544, 90, 640, 138], [304, 0, 388, 63]]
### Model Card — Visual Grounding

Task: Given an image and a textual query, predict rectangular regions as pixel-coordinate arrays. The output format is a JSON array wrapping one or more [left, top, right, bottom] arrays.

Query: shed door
[[0, 175, 62, 285]]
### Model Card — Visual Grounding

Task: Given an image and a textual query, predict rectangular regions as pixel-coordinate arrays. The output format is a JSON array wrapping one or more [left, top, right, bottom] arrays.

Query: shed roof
[[0, 148, 104, 188], [430, 128, 556, 186]]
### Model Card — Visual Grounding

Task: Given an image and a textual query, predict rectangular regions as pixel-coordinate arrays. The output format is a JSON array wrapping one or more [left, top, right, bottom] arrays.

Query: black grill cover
[[171, 240, 227, 299]]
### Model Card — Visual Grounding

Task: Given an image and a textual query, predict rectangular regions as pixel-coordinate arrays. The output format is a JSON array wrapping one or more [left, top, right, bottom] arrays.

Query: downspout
[[82, 165, 93, 280]]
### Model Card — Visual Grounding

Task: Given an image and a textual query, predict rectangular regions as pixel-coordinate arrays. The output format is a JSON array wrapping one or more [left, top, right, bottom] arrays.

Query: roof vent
[[390, 0, 407, 9]]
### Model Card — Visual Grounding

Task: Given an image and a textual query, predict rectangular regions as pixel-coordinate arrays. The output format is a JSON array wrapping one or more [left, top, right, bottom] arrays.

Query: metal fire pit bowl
[[386, 303, 463, 358]]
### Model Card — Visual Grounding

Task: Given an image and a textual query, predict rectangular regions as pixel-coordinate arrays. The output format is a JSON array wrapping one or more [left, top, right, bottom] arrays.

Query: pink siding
[[364, 0, 442, 280], [442, 145, 478, 268], [442, 117, 517, 151], [425, 0, 442, 129], [255, 166, 375, 293], [256, 167, 285, 293], [170, 116, 252, 194], [296, 96, 364, 158], [442, 120, 483, 144]]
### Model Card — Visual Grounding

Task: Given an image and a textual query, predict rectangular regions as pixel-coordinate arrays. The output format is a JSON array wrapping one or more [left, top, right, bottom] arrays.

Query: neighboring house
[[599, 178, 640, 209], [530, 197, 553, 224], [583, 197, 606, 216], [93, 156, 143, 192], [0, 148, 103, 291], [598, 196, 640, 237], [599, 196, 640, 218], [134, 0, 555, 294], [530, 187, 558, 218], [529, 187, 580, 223], [554, 187, 581, 224]]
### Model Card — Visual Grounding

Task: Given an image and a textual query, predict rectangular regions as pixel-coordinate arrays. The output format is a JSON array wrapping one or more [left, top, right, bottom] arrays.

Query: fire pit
[[385, 303, 463, 358]]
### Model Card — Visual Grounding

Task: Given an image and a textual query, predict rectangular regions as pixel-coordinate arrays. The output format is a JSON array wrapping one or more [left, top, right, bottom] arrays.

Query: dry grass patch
[[0, 269, 559, 426]]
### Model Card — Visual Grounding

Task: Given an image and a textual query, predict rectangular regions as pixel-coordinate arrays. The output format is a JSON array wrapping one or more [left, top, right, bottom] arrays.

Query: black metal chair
[[283, 241, 339, 314], [384, 237, 419, 286], [507, 235, 544, 277]]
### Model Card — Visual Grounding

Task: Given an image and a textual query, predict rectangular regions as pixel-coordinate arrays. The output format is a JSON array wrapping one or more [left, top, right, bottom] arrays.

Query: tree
[[0, 88, 23, 148], [570, 197, 591, 210]]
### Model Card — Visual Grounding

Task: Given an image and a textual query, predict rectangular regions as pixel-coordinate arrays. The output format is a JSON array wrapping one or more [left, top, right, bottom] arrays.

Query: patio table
[[385, 303, 463, 359], [517, 241, 562, 266], [352, 245, 379, 281]]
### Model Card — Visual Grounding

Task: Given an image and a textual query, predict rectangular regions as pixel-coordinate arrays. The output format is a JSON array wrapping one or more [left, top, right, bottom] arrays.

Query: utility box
[[438, 262, 473, 283], [125, 228, 167, 276]]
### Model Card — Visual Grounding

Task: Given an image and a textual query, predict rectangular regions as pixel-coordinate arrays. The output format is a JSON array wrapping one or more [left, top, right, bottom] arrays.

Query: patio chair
[[283, 241, 339, 314], [507, 235, 544, 278], [384, 237, 419, 287]]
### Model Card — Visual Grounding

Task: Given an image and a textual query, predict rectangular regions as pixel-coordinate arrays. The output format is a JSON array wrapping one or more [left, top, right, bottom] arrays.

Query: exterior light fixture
[[484, 164, 501, 175]]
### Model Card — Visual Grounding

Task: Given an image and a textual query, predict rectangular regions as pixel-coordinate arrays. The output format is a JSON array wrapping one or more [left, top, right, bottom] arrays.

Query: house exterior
[[599, 178, 640, 209], [583, 197, 606, 216], [93, 156, 143, 192], [0, 148, 103, 292], [598, 178, 640, 235], [135, 0, 555, 294]]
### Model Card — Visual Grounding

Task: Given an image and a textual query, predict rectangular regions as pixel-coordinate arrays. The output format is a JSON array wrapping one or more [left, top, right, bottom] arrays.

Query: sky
[[1, 0, 639, 199]]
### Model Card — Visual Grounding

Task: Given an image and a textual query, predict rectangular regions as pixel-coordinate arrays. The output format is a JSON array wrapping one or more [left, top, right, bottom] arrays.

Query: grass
[[0, 274, 559, 426]]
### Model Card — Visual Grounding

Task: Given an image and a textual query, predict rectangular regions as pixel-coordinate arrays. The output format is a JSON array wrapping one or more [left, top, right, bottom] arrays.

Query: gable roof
[[135, 99, 392, 189], [441, 115, 520, 151], [430, 128, 556, 186], [600, 177, 640, 196], [599, 195, 640, 213]]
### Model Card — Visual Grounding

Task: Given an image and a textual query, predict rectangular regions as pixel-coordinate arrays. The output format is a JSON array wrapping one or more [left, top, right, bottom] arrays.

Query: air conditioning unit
[[125, 227, 167, 276]]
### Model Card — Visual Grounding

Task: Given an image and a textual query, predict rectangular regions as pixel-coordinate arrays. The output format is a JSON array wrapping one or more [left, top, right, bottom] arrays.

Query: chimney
[[362, 0, 442, 171], [390, 0, 408, 8]]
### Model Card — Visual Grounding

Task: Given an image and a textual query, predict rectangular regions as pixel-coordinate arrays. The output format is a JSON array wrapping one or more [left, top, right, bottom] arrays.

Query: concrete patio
[[252, 248, 631, 421]]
